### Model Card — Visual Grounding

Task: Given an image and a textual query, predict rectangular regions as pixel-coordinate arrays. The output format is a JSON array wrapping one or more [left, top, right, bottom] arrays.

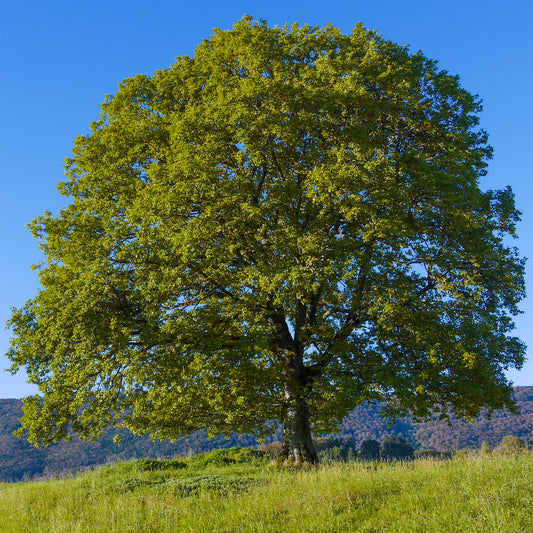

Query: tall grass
[[0, 450, 531, 532]]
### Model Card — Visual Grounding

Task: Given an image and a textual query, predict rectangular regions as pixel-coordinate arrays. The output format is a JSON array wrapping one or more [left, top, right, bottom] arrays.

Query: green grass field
[[0, 448, 531, 532]]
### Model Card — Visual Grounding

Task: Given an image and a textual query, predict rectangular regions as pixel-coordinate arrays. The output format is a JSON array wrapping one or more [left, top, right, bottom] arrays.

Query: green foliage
[[496, 435, 527, 456], [318, 434, 418, 463], [316, 436, 356, 463], [359, 439, 380, 460], [381, 436, 414, 460], [6, 17, 525, 456]]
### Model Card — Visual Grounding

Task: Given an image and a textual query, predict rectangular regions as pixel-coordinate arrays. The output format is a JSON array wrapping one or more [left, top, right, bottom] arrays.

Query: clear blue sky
[[1, 0, 532, 398]]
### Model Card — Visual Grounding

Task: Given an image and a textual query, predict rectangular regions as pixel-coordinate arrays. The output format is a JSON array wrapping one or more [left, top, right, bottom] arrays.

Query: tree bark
[[279, 392, 318, 465]]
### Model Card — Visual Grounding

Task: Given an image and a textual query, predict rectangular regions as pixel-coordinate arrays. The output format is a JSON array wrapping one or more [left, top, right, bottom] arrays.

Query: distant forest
[[1, 386, 531, 482]]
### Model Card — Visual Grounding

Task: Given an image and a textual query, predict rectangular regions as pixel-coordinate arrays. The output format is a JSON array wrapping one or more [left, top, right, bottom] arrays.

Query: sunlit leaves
[[7, 17, 525, 447]]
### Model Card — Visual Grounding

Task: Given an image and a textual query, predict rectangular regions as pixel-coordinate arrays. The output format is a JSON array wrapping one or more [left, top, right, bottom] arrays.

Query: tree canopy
[[7, 17, 525, 463]]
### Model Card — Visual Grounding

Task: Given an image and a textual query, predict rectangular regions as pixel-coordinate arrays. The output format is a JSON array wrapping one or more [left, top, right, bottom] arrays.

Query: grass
[[0, 448, 531, 532]]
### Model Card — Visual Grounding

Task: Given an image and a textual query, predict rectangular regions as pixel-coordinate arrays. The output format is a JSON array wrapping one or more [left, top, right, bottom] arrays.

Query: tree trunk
[[279, 393, 318, 465]]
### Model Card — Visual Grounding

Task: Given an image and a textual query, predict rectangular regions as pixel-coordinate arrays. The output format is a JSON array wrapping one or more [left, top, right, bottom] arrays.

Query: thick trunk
[[279, 394, 318, 465], [265, 302, 318, 464]]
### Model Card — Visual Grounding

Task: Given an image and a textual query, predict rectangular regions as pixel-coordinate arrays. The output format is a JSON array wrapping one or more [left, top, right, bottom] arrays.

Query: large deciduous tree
[[7, 18, 525, 464]]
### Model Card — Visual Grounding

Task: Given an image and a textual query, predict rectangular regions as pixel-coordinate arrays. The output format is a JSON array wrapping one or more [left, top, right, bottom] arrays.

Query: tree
[[497, 435, 526, 455], [381, 436, 414, 460], [359, 439, 380, 460], [7, 18, 525, 464]]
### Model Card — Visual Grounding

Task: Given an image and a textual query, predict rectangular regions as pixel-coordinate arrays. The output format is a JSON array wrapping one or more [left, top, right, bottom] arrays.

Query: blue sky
[[1, 0, 532, 398]]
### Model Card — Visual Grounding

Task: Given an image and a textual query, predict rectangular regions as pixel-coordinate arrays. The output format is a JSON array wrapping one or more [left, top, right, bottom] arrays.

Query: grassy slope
[[0, 449, 531, 532]]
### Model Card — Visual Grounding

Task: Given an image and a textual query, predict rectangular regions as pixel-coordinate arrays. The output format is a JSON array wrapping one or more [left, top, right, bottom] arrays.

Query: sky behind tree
[[1, 0, 532, 398]]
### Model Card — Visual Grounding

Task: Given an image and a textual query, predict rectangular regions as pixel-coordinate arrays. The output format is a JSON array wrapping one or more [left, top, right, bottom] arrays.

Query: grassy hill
[[1, 386, 532, 482], [0, 448, 531, 532]]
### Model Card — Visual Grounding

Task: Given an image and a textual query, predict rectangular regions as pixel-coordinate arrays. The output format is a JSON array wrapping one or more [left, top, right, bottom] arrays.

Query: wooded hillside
[[1, 386, 531, 482]]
